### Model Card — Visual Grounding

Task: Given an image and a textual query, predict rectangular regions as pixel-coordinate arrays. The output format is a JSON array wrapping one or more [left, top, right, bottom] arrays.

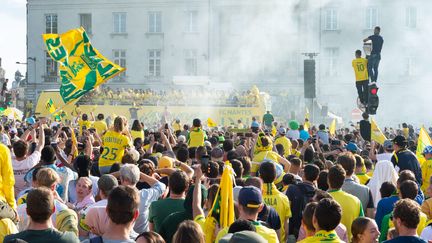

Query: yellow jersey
[[421, 159, 432, 193], [0, 144, 15, 209], [328, 189, 364, 239], [355, 173, 371, 185], [99, 130, 130, 168], [275, 136, 292, 157], [78, 120, 93, 135], [298, 230, 343, 243], [262, 183, 292, 243], [92, 120, 108, 135], [130, 130, 144, 142], [216, 221, 279, 243], [252, 151, 281, 173], [352, 58, 368, 81], [0, 218, 18, 243], [187, 128, 206, 148]]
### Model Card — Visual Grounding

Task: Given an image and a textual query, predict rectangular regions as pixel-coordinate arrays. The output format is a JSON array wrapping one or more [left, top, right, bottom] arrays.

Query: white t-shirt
[[286, 130, 300, 140], [0, 133, 10, 146], [12, 151, 41, 196], [421, 226, 432, 241], [376, 152, 393, 162]]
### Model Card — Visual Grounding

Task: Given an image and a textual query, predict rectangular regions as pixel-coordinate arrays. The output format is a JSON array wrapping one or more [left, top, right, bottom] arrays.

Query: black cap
[[393, 135, 407, 147]]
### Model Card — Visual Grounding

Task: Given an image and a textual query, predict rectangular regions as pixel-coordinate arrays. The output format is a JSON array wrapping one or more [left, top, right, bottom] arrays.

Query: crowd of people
[[0, 110, 431, 243], [77, 87, 261, 107]]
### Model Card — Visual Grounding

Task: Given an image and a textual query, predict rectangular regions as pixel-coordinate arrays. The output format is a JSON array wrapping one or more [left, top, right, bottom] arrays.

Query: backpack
[[89, 236, 103, 243]]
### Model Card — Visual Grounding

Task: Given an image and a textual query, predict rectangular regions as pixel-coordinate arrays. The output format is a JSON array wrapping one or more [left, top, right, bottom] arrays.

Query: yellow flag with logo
[[417, 126, 432, 167], [43, 27, 125, 104], [45, 98, 56, 114], [329, 119, 336, 136], [207, 118, 217, 128], [371, 119, 387, 144]]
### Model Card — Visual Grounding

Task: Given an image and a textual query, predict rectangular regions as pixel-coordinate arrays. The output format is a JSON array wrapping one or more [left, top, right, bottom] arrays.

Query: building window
[[80, 14, 92, 34], [45, 52, 58, 79], [185, 11, 198, 32], [113, 50, 126, 79], [148, 50, 161, 76], [325, 47, 339, 76], [113, 12, 126, 33], [184, 49, 197, 75], [406, 7, 417, 28], [45, 14, 58, 34], [324, 9, 338, 30], [365, 7, 378, 29], [148, 12, 162, 33]]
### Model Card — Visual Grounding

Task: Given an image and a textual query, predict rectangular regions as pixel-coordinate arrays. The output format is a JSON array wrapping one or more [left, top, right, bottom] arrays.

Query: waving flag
[[204, 161, 235, 243], [371, 119, 387, 144], [329, 119, 336, 136], [43, 27, 125, 104], [417, 126, 432, 167], [207, 118, 217, 128]]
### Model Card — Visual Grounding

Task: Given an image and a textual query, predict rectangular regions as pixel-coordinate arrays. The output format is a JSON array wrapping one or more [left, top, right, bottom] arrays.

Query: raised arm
[[192, 165, 205, 218]]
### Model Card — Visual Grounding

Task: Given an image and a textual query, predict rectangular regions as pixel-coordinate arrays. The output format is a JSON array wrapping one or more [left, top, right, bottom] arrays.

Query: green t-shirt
[[159, 211, 192, 243], [149, 198, 185, 232], [263, 113, 274, 126], [4, 229, 79, 243]]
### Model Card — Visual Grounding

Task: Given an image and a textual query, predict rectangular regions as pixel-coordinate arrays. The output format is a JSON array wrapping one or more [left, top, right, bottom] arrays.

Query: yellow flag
[[45, 98, 56, 114], [305, 107, 310, 119], [371, 119, 387, 144], [70, 127, 79, 157], [207, 118, 217, 128], [43, 27, 125, 104], [329, 119, 336, 136], [417, 126, 432, 167]]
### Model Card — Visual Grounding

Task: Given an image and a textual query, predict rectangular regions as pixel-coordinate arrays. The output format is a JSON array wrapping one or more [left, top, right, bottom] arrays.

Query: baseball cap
[[423, 146, 432, 155], [177, 135, 186, 143], [98, 174, 118, 194], [393, 135, 407, 147], [278, 127, 286, 135], [383, 140, 393, 150], [219, 231, 266, 243], [238, 186, 262, 208], [9, 128, 17, 134], [158, 156, 174, 169], [26, 117, 36, 125], [345, 142, 359, 152]]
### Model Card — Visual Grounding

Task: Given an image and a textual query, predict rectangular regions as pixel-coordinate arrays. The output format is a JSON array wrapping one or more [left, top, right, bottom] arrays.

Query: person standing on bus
[[99, 116, 131, 174], [352, 50, 369, 106]]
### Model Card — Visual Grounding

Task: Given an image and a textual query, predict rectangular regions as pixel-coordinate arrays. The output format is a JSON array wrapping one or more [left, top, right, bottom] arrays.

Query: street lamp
[[16, 57, 36, 84]]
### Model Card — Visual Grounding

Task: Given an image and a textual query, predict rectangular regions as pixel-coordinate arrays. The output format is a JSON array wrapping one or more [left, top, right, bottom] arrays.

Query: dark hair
[[195, 146, 208, 160], [169, 171, 189, 194], [355, 50, 362, 56], [304, 148, 314, 163], [259, 161, 276, 183], [302, 202, 318, 231], [397, 170, 416, 186], [206, 161, 219, 178], [260, 136, 270, 147], [328, 165, 346, 189], [364, 158, 373, 170], [318, 124, 325, 130], [172, 220, 205, 243], [238, 157, 252, 177], [107, 186, 139, 224], [135, 232, 165, 243], [222, 139, 234, 152], [13, 140, 28, 158], [352, 217, 374, 243], [275, 144, 284, 156], [75, 155, 92, 177], [176, 147, 189, 163], [314, 198, 342, 231], [304, 164, 320, 182], [188, 147, 197, 160], [97, 113, 104, 120], [228, 219, 256, 233], [380, 182, 396, 198], [337, 152, 356, 176], [282, 173, 296, 185], [393, 199, 421, 229], [399, 180, 418, 200], [41, 146, 56, 164], [317, 170, 329, 191], [290, 157, 302, 167], [374, 26, 381, 31], [26, 187, 54, 223], [313, 189, 332, 202], [226, 150, 238, 161], [244, 177, 263, 190], [131, 120, 142, 131], [230, 159, 243, 179], [192, 119, 201, 127]]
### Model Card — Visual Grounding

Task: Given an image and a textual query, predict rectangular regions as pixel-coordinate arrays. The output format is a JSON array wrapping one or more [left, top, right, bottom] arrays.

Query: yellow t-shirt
[[188, 128, 206, 148], [355, 173, 371, 185], [252, 151, 281, 173], [78, 120, 93, 135], [93, 120, 108, 135], [99, 130, 130, 168], [421, 159, 432, 193], [130, 130, 144, 142], [0, 144, 15, 209], [298, 230, 343, 243], [275, 136, 292, 157], [216, 221, 279, 243], [262, 183, 292, 243], [352, 57, 368, 81], [172, 122, 182, 132], [328, 189, 364, 239], [0, 218, 18, 242]]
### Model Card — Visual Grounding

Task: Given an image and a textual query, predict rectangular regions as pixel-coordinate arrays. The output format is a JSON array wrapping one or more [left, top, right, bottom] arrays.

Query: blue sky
[[0, 0, 26, 83]]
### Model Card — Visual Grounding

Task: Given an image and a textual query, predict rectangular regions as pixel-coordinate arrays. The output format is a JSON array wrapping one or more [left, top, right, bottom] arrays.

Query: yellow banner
[[371, 119, 387, 144], [417, 126, 432, 166]]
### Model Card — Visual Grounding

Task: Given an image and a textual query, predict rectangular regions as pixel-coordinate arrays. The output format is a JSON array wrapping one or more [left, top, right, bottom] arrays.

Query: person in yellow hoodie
[[421, 146, 432, 193], [187, 118, 207, 148], [0, 143, 16, 221], [274, 128, 292, 157]]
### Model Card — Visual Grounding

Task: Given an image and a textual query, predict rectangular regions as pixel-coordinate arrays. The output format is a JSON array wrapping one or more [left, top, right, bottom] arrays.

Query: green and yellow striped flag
[[45, 98, 56, 114]]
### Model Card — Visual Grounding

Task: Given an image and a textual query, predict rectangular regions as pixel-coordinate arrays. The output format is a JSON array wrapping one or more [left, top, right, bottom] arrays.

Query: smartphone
[[201, 155, 210, 172]]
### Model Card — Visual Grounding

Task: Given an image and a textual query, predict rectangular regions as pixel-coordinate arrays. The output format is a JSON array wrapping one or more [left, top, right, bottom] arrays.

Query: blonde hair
[[77, 177, 93, 190], [36, 168, 59, 188], [114, 116, 125, 133]]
